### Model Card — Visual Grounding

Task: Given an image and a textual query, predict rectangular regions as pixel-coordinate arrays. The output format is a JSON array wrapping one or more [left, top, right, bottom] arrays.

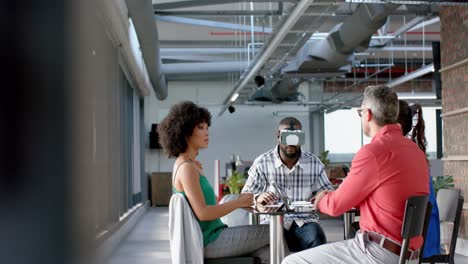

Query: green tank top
[[173, 174, 227, 247]]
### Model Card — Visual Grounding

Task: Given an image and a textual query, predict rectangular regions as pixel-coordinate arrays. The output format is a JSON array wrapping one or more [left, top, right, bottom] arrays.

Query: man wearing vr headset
[[242, 117, 333, 252]]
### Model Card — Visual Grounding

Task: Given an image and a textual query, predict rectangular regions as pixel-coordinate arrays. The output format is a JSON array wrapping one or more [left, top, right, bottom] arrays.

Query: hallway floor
[[107, 207, 468, 264]]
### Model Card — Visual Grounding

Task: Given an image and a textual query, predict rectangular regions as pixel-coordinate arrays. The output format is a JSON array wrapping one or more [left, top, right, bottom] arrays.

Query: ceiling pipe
[[386, 63, 434, 88], [161, 48, 247, 55], [126, 0, 168, 100], [154, 10, 282, 17], [153, 0, 299, 10], [244, 101, 344, 106], [323, 64, 434, 114], [373, 16, 425, 47], [310, 65, 392, 114], [218, 0, 315, 116], [253, 4, 398, 105], [162, 61, 248, 74]]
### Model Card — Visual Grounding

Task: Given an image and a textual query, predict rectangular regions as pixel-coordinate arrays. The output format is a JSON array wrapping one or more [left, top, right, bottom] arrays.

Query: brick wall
[[440, 6, 468, 68], [440, 6, 468, 240]]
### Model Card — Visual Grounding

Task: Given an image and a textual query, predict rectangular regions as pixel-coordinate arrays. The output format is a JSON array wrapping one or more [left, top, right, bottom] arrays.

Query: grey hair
[[362, 85, 399, 126]]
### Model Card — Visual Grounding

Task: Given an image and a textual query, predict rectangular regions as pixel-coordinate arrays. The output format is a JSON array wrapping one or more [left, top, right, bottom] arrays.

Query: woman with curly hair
[[398, 100, 440, 258], [158, 101, 269, 262]]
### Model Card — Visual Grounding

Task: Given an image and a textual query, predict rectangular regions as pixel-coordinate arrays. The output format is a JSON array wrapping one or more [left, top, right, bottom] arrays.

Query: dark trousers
[[284, 221, 327, 252]]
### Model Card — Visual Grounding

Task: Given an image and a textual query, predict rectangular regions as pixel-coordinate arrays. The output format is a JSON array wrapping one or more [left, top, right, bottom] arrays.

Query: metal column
[[270, 215, 285, 264]]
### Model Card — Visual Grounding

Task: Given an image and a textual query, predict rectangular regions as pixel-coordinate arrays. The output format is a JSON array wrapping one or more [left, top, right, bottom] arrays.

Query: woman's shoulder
[[175, 159, 196, 171], [175, 159, 202, 177]]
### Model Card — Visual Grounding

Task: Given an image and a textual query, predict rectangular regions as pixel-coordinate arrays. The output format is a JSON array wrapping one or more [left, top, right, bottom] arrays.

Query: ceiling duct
[[250, 76, 303, 103], [125, 0, 167, 100], [282, 3, 399, 74], [250, 3, 399, 103]]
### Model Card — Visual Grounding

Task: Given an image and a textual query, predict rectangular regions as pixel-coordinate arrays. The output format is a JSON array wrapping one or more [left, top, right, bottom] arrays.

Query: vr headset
[[279, 129, 305, 146]]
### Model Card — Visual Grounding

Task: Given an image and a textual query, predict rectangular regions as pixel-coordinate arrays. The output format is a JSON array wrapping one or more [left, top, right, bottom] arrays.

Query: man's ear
[[366, 109, 373, 122]]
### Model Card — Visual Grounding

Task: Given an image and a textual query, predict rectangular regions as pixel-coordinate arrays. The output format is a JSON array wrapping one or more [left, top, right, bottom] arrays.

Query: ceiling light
[[397, 92, 437, 100], [230, 93, 239, 102]]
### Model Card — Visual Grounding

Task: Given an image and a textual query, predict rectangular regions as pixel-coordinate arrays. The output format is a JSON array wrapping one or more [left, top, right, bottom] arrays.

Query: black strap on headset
[[288, 121, 295, 131]]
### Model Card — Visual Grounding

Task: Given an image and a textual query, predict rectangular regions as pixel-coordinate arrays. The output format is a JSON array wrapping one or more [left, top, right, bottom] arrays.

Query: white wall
[[144, 81, 312, 186]]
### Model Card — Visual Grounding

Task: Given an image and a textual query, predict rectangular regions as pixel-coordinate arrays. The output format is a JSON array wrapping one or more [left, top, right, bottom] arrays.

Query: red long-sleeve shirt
[[317, 124, 429, 250]]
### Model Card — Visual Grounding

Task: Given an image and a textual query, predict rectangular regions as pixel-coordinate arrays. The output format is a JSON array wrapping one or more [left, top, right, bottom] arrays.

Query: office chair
[[399, 195, 429, 264], [418, 202, 433, 264], [421, 189, 464, 264], [169, 193, 260, 264]]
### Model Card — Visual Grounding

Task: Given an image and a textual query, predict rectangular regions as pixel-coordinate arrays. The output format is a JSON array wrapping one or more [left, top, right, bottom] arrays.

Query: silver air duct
[[283, 3, 399, 74], [125, 0, 167, 100], [251, 4, 399, 102], [250, 76, 302, 102]]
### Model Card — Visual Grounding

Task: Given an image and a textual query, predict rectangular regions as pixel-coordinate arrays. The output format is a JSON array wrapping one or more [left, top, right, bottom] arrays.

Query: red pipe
[[210, 32, 270, 36], [383, 31, 440, 35]]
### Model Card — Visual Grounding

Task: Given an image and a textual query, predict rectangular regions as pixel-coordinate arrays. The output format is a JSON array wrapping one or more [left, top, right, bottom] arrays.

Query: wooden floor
[[107, 207, 468, 264]]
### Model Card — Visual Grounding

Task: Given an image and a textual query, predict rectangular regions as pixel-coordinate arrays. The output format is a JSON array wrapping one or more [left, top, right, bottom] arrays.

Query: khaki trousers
[[282, 231, 418, 264]]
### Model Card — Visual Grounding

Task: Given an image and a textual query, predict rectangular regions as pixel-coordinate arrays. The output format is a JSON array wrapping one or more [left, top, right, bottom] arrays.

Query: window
[[421, 107, 438, 159], [325, 109, 365, 162], [324, 107, 440, 162]]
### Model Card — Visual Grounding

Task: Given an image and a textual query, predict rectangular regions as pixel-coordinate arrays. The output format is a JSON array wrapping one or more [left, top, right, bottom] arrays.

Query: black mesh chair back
[[422, 189, 464, 264], [418, 202, 433, 264], [399, 195, 429, 264]]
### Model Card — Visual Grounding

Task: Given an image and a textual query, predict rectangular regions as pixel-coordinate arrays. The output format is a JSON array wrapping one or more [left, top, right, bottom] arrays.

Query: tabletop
[[243, 204, 316, 215]]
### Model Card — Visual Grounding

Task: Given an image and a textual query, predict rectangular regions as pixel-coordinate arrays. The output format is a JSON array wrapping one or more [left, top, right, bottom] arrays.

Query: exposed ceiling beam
[[344, 0, 467, 4], [322, 63, 435, 113], [165, 73, 237, 81], [310, 66, 392, 113], [373, 16, 425, 47], [162, 61, 248, 74], [161, 48, 247, 55], [409, 17, 440, 32], [155, 10, 282, 16], [244, 101, 345, 106], [153, 1, 299, 10], [161, 55, 232, 62], [159, 40, 235, 46], [218, 0, 315, 116], [387, 63, 434, 88], [368, 45, 432, 52], [159, 46, 434, 56], [155, 15, 272, 33]]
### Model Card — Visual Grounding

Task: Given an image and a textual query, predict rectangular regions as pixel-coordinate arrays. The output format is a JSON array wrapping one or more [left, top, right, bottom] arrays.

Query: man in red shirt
[[282, 85, 429, 264]]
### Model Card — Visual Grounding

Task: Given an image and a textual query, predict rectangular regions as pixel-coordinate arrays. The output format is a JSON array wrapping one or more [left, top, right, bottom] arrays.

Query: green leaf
[[432, 175, 454, 194], [319, 150, 330, 168], [226, 171, 246, 194]]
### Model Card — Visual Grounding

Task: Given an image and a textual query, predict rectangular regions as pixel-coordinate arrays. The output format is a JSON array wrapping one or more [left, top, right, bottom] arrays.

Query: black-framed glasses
[[357, 108, 368, 117]]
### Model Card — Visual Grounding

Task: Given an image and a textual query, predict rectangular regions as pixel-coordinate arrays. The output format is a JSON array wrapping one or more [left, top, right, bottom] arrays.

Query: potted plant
[[319, 150, 330, 168], [433, 175, 454, 194], [225, 171, 246, 194], [319, 150, 333, 178]]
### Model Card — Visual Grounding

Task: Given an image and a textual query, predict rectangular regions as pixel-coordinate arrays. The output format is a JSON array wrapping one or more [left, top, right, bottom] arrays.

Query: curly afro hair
[[157, 101, 212, 158]]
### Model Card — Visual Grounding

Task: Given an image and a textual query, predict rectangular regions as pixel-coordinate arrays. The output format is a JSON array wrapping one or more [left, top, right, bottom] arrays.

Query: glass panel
[[325, 109, 363, 162], [422, 107, 438, 159]]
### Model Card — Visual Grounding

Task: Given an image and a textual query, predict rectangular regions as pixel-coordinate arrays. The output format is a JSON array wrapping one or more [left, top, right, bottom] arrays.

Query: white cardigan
[[168, 193, 204, 264]]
